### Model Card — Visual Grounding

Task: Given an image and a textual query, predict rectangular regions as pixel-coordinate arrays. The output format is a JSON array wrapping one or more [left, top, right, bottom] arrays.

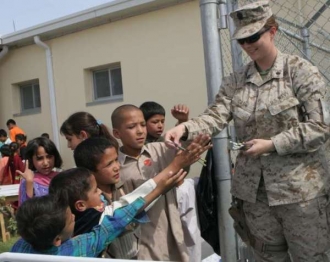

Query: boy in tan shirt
[[111, 104, 210, 261]]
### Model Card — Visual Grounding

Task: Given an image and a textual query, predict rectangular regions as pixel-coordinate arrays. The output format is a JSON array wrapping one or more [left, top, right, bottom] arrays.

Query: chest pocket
[[232, 106, 252, 122], [267, 96, 300, 120]]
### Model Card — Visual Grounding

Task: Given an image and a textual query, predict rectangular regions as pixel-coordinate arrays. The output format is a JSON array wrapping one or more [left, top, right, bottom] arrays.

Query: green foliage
[[0, 235, 20, 253], [0, 196, 17, 235]]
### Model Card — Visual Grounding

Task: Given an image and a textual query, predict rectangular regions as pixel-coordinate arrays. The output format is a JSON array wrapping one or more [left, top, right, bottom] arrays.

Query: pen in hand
[[166, 140, 207, 166]]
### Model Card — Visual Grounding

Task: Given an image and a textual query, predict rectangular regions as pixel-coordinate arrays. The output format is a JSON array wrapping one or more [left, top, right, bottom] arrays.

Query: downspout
[[200, 0, 237, 261], [0, 46, 9, 60], [34, 36, 60, 150]]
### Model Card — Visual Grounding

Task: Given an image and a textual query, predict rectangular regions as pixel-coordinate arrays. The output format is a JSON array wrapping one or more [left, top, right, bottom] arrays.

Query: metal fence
[[221, 0, 330, 86]]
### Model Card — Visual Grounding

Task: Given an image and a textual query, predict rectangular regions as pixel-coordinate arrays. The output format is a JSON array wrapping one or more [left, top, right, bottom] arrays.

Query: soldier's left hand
[[243, 139, 275, 157]]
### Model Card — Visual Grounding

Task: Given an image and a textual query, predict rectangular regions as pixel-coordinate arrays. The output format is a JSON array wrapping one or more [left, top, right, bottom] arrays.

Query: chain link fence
[[220, 0, 330, 86]]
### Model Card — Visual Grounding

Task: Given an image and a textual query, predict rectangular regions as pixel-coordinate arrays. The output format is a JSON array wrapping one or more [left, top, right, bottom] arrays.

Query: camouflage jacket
[[184, 51, 330, 206]]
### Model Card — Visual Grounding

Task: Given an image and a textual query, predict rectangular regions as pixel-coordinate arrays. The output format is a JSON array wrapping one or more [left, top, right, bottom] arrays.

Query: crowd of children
[[3, 102, 210, 262]]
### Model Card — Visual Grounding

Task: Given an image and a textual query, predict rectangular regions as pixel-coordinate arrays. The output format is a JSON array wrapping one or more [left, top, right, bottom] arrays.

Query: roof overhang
[[1, 0, 193, 48]]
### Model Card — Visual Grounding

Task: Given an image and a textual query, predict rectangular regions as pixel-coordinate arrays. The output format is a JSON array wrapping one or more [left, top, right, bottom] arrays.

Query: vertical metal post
[[301, 27, 311, 60], [227, 0, 243, 71], [227, 2, 256, 261], [200, 1, 237, 261]]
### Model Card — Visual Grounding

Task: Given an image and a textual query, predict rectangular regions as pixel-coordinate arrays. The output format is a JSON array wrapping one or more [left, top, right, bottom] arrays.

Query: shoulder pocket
[[268, 97, 300, 116]]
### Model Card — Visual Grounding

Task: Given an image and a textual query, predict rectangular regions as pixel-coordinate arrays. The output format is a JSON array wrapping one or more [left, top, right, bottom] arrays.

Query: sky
[[0, 0, 116, 36]]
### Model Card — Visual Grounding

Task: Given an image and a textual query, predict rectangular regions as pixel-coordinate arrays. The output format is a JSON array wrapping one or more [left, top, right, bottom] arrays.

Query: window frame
[[19, 82, 41, 114], [92, 65, 123, 102]]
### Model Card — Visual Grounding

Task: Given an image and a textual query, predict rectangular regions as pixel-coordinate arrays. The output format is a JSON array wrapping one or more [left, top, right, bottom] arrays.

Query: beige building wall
[[0, 0, 209, 175], [0, 45, 53, 142]]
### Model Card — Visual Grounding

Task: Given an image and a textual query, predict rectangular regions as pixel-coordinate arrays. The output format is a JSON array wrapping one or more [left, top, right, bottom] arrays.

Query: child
[[8, 142, 25, 184], [11, 165, 192, 256], [41, 133, 50, 139], [0, 145, 12, 185], [0, 144, 24, 185], [72, 137, 144, 259], [140, 102, 190, 143], [15, 134, 27, 160], [139, 101, 166, 143], [17, 137, 63, 205], [141, 102, 201, 262], [73, 136, 209, 259], [60, 111, 118, 150], [6, 119, 25, 142], [0, 129, 12, 145], [111, 104, 208, 261]]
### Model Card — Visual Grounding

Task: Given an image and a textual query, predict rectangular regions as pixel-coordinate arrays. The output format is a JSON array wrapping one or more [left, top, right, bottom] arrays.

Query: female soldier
[[165, 1, 330, 261]]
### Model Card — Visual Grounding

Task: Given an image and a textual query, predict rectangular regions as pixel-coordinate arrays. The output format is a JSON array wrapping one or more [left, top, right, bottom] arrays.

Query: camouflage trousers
[[243, 194, 330, 262]]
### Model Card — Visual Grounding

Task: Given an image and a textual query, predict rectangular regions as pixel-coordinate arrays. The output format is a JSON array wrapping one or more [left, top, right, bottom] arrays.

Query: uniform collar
[[245, 50, 284, 86]]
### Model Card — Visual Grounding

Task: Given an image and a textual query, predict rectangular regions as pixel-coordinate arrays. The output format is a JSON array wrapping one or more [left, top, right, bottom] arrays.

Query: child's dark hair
[[6, 119, 16, 126], [16, 195, 68, 251], [41, 133, 50, 139], [0, 129, 7, 137], [74, 137, 118, 172], [111, 104, 141, 129], [49, 168, 93, 215], [15, 133, 27, 142], [60, 111, 118, 148], [139, 101, 166, 122], [25, 137, 63, 171], [0, 144, 11, 157], [10, 142, 19, 152]]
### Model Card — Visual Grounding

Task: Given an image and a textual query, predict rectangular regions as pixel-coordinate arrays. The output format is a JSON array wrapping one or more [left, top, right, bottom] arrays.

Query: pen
[[166, 140, 207, 166]]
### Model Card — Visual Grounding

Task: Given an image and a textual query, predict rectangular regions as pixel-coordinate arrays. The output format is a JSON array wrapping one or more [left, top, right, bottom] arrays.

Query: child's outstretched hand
[[171, 104, 190, 124], [173, 134, 212, 168], [16, 160, 34, 182], [156, 169, 188, 195]]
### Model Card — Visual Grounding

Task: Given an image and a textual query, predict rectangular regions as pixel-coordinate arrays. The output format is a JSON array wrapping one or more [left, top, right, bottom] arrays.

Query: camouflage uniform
[[183, 2, 330, 259]]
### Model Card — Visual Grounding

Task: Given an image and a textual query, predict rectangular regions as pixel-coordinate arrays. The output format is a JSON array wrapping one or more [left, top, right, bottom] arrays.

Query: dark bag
[[196, 148, 220, 255]]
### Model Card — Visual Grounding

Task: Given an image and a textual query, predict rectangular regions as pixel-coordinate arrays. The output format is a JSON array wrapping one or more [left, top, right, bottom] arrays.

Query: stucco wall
[[0, 0, 208, 175]]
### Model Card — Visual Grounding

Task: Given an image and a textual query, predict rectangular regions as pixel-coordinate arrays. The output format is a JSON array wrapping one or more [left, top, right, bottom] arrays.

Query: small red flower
[[144, 159, 152, 166]]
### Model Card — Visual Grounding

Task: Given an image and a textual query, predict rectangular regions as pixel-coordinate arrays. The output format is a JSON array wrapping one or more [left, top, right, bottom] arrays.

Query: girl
[[0, 143, 24, 185], [60, 111, 118, 150], [0, 145, 13, 185], [15, 133, 27, 160], [8, 142, 25, 184], [17, 137, 63, 205]]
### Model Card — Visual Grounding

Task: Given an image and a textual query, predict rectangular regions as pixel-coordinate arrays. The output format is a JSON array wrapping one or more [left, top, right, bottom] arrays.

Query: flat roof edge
[[1, 0, 192, 47]]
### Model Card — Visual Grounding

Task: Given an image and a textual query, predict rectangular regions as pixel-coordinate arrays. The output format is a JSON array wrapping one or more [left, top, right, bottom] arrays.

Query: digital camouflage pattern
[[230, 1, 272, 39], [184, 51, 330, 206], [244, 186, 330, 262]]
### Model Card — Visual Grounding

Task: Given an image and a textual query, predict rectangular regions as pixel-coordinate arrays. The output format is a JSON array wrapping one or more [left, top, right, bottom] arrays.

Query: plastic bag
[[196, 148, 220, 255]]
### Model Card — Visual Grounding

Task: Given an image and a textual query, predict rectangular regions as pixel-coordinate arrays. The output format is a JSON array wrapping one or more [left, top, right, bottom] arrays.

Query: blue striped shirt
[[11, 198, 146, 257]]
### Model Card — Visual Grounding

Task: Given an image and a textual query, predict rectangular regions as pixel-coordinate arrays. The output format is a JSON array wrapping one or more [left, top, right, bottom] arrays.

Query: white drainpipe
[[0, 46, 9, 60], [34, 36, 60, 150]]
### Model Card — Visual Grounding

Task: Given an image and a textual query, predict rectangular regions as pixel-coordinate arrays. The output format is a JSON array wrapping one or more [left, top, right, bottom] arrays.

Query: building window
[[20, 83, 41, 111], [93, 67, 123, 101]]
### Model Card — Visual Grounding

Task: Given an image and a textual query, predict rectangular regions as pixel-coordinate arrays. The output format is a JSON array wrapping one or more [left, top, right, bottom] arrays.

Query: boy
[[6, 119, 25, 142], [73, 137, 149, 259], [0, 129, 12, 145], [10, 166, 191, 257], [140, 102, 201, 262], [111, 104, 208, 261], [73, 136, 209, 259], [140, 101, 190, 143]]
